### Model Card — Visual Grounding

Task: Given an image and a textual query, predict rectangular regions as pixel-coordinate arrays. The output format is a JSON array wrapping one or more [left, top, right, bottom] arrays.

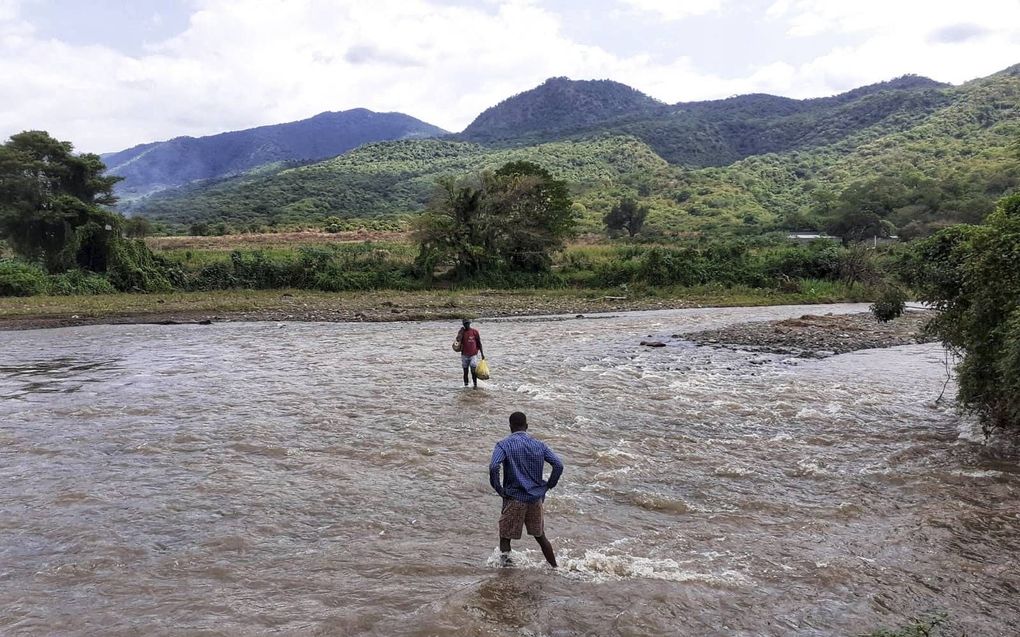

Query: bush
[[48, 270, 116, 295], [870, 284, 908, 322], [0, 260, 49, 296], [105, 239, 181, 292], [912, 193, 1020, 431]]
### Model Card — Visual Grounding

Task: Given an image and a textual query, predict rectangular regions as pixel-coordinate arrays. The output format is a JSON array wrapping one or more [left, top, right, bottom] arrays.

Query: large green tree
[[910, 193, 1020, 432], [414, 161, 575, 277], [604, 197, 649, 237], [0, 131, 123, 272]]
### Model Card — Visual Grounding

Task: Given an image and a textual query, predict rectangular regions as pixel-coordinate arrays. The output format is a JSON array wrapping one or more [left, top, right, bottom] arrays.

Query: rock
[[640, 341, 667, 348]]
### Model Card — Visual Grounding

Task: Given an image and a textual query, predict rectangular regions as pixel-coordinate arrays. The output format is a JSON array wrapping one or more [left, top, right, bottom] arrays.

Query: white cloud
[[617, 0, 726, 21], [1, 0, 1018, 153], [762, 0, 1020, 94]]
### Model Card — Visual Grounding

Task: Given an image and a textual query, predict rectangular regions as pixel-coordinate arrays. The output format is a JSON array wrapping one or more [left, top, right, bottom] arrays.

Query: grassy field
[[145, 229, 410, 252]]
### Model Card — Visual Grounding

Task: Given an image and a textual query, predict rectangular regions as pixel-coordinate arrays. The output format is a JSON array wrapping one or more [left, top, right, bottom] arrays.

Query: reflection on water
[[1, 304, 1017, 636]]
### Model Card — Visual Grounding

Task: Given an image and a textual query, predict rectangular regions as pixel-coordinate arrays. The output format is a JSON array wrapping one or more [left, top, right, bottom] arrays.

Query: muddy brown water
[[1, 304, 1017, 636]]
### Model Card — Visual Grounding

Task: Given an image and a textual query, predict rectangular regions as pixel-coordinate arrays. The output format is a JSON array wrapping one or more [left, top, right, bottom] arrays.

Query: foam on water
[[559, 549, 750, 586]]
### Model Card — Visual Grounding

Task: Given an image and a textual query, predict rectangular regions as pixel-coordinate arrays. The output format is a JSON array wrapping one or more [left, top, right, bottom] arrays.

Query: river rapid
[[1, 304, 1017, 636]]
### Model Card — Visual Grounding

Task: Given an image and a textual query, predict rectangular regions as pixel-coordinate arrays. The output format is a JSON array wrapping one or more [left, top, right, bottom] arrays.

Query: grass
[[145, 230, 410, 252]]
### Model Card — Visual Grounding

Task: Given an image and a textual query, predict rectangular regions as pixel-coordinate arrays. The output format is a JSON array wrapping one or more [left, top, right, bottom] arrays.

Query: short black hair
[[462, 318, 471, 326], [509, 411, 528, 431]]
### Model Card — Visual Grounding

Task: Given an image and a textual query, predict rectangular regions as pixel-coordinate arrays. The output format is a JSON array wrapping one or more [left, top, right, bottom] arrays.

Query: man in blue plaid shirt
[[489, 411, 563, 567]]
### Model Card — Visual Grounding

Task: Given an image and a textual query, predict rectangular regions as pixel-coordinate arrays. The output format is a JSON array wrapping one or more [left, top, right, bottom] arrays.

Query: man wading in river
[[454, 319, 484, 388], [489, 411, 563, 567]]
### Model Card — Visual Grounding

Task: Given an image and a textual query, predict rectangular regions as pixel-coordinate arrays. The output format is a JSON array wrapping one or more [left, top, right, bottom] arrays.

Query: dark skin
[[497, 422, 558, 568], [459, 323, 484, 387]]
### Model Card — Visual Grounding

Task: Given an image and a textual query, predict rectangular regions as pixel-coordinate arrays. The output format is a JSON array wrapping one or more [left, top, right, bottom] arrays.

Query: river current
[[1, 304, 1017, 636]]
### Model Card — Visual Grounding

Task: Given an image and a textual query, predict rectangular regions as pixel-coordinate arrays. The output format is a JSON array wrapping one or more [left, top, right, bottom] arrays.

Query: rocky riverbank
[[0, 289, 698, 331], [680, 310, 936, 357]]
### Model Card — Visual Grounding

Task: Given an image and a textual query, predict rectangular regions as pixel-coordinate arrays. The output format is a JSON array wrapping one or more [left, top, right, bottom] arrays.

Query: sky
[[2, 0, 1019, 153]]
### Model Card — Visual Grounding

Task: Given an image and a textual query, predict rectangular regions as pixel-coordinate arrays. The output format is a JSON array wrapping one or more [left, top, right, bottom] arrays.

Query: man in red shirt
[[457, 319, 485, 388]]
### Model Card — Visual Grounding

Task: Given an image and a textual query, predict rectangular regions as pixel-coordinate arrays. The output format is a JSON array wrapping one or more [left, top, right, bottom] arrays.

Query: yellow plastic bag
[[475, 359, 490, 380]]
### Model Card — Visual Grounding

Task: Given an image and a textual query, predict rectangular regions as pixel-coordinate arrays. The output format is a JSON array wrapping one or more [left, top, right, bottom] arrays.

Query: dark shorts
[[499, 498, 544, 539]]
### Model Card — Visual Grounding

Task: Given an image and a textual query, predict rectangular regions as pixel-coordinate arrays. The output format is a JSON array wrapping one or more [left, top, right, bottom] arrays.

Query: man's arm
[[477, 332, 484, 359], [489, 444, 506, 496], [544, 446, 564, 490]]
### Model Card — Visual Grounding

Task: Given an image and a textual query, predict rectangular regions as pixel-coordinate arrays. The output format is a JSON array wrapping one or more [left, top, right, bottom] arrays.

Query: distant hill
[[126, 67, 1020, 238], [460, 77, 666, 142], [103, 109, 447, 200], [124, 136, 673, 229], [460, 75, 953, 166]]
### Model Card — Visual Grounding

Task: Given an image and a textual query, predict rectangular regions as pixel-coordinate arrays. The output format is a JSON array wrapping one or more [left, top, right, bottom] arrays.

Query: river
[[1, 304, 1017, 636]]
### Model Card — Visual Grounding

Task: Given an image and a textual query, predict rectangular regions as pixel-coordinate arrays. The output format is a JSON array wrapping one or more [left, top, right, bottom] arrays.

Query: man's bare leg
[[534, 535, 557, 567]]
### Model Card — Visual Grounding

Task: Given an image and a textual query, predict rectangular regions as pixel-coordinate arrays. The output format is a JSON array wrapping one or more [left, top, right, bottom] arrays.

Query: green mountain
[[125, 67, 1020, 237], [125, 136, 672, 230], [103, 109, 447, 200], [459, 77, 667, 142]]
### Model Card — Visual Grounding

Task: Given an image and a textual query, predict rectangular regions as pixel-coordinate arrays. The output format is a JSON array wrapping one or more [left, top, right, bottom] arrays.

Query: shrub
[[48, 270, 116, 295], [870, 284, 908, 322], [0, 260, 49, 296], [106, 239, 180, 292], [912, 193, 1020, 431]]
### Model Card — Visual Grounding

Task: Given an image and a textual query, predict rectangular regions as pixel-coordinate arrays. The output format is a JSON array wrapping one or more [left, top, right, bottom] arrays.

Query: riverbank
[[682, 309, 936, 357], [0, 285, 875, 331]]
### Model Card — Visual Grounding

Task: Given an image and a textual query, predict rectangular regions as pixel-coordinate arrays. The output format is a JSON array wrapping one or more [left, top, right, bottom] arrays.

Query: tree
[[825, 178, 904, 243], [0, 131, 123, 271], [489, 161, 575, 271], [124, 216, 155, 239], [604, 197, 649, 237], [909, 193, 1020, 432], [414, 161, 575, 278]]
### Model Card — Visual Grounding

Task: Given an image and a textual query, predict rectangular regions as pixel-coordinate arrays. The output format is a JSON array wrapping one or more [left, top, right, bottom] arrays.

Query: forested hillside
[[103, 109, 446, 200], [125, 136, 673, 231], [459, 77, 667, 142], [124, 66, 1020, 236]]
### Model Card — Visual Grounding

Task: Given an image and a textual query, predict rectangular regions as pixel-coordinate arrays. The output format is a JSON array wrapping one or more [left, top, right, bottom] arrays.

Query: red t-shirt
[[459, 328, 481, 356]]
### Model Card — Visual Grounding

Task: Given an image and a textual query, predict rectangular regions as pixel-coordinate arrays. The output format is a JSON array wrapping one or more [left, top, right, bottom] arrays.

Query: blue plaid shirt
[[489, 431, 564, 503]]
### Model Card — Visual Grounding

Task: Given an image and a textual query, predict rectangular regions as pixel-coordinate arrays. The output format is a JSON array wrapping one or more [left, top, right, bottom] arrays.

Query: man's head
[[462, 318, 471, 328], [509, 411, 528, 432]]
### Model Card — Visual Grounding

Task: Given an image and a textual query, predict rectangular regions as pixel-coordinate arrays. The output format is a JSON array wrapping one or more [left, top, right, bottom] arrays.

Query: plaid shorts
[[461, 354, 479, 369], [498, 498, 544, 539]]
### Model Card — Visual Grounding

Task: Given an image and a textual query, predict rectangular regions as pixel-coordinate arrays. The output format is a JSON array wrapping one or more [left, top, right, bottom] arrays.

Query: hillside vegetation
[[104, 109, 447, 200], [123, 66, 1020, 237]]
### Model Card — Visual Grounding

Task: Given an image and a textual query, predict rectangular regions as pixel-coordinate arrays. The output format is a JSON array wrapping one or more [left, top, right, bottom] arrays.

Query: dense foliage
[[909, 194, 1020, 431], [0, 131, 178, 292], [460, 77, 665, 142], [414, 161, 575, 278], [123, 66, 1020, 239], [0, 131, 123, 271], [103, 109, 446, 200], [604, 198, 649, 237]]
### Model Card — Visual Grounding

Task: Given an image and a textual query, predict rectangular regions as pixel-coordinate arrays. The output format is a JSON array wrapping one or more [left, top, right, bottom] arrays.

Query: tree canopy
[[909, 193, 1020, 432], [414, 161, 575, 278], [604, 197, 649, 237], [0, 131, 122, 272]]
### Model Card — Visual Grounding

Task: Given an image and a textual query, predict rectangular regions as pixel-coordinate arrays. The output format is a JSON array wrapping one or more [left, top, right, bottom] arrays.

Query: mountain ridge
[[121, 65, 1020, 240], [103, 108, 447, 200]]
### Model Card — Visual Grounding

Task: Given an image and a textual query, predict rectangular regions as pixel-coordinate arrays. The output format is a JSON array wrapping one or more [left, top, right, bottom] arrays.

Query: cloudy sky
[[2, 0, 1019, 153]]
